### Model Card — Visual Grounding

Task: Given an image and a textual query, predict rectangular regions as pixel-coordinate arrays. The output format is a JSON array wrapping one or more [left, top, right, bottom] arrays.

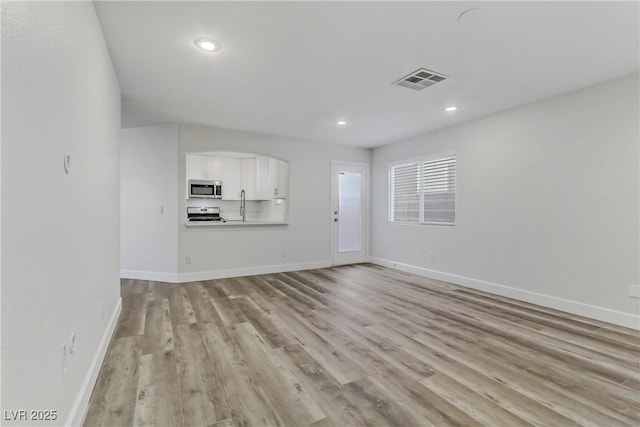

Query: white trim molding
[[66, 297, 122, 427], [370, 257, 639, 330], [121, 260, 332, 284], [179, 260, 331, 283], [121, 269, 180, 283]]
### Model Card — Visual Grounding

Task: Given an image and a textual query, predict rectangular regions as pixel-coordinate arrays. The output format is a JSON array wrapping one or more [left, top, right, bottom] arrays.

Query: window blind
[[390, 163, 421, 223], [422, 156, 456, 224], [389, 155, 456, 225]]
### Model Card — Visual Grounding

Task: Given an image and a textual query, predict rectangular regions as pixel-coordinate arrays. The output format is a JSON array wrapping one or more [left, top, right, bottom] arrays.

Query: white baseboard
[[369, 257, 639, 330], [121, 260, 332, 284], [66, 297, 122, 427], [120, 269, 180, 283], [178, 260, 332, 283]]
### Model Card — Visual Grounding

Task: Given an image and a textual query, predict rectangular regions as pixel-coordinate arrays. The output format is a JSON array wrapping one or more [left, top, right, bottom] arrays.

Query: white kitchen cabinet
[[222, 158, 240, 200], [188, 154, 207, 180], [207, 157, 223, 180], [240, 158, 256, 200], [188, 154, 222, 181], [222, 157, 256, 200], [254, 156, 272, 200], [270, 158, 289, 198]]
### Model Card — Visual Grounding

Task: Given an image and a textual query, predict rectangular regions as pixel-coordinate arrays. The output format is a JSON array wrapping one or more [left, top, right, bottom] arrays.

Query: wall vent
[[393, 68, 448, 91]]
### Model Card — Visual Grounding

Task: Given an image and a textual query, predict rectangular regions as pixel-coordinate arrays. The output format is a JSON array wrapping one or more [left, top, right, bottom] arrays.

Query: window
[[389, 154, 456, 225]]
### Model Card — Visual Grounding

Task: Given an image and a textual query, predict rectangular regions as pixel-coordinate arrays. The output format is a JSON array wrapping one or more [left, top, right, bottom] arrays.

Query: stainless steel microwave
[[189, 180, 222, 199]]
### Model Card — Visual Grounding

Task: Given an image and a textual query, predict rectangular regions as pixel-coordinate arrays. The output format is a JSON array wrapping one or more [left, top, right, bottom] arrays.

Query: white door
[[331, 161, 368, 265]]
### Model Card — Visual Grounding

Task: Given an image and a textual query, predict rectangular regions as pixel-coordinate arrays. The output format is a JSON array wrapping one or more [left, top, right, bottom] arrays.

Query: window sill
[[387, 221, 455, 226]]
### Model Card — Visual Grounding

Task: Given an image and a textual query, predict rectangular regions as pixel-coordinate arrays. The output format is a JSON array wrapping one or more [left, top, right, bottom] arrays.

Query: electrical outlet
[[428, 252, 435, 261], [186, 255, 193, 264], [629, 284, 640, 299], [281, 249, 287, 257]]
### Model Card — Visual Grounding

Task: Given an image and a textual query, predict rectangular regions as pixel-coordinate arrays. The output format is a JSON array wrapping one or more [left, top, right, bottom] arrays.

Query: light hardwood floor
[[84, 264, 640, 426]]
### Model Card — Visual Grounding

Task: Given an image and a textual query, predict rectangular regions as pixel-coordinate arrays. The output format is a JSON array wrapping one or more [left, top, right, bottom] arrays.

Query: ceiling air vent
[[393, 68, 448, 91]]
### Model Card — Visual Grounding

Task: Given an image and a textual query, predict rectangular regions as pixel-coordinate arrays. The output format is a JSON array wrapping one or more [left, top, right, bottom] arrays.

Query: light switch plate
[[63, 155, 71, 174]]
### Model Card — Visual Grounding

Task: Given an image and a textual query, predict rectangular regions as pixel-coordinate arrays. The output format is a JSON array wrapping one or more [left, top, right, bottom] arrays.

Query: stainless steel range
[[187, 206, 222, 222]]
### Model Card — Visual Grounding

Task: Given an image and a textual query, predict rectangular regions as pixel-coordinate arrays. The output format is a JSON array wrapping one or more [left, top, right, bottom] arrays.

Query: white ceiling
[[94, 1, 639, 148]]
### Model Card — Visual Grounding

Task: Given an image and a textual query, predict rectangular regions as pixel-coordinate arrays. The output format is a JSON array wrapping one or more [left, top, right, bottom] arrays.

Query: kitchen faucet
[[240, 189, 246, 222]]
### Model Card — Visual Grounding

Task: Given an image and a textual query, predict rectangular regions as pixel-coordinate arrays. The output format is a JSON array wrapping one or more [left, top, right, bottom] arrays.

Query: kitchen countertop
[[185, 220, 288, 227]]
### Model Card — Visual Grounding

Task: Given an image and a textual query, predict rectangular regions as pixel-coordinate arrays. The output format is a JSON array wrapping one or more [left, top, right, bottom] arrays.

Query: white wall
[[121, 125, 179, 280], [179, 125, 371, 280], [1, 2, 121, 425], [371, 74, 640, 328]]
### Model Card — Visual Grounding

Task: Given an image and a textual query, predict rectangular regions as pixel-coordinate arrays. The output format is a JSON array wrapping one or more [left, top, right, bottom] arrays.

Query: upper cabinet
[[221, 157, 241, 200], [187, 151, 289, 201], [270, 158, 289, 198], [241, 158, 256, 200], [222, 157, 256, 200], [249, 155, 289, 200], [255, 156, 272, 200], [187, 154, 222, 181]]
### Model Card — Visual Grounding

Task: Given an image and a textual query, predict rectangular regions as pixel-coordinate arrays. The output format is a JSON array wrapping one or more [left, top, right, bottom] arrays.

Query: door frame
[[330, 160, 369, 266]]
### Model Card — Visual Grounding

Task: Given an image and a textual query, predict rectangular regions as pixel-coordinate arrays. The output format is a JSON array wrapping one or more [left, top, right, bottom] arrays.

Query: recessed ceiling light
[[337, 121, 347, 126], [445, 106, 457, 112], [194, 37, 220, 52]]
